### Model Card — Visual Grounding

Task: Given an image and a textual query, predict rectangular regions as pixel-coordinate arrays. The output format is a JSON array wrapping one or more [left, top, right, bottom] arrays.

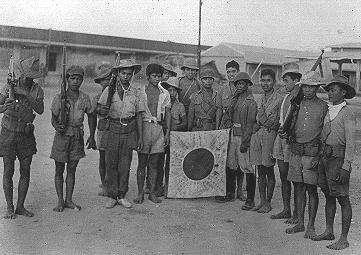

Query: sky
[[1, 0, 361, 51]]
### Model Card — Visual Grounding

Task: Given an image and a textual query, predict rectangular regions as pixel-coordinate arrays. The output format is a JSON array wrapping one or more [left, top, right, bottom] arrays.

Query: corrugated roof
[[0, 25, 211, 55], [327, 42, 361, 49]]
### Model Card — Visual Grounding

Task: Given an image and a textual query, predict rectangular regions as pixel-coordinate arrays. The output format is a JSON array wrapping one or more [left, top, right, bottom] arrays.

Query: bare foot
[[64, 201, 81, 211], [15, 207, 34, 217], [312, 231, 335, 241], [285, 224, 305, 234], [326, 238, 349, 250], [3, 206, 16, 219], [251, 203, 263, 211], [133, 194, 144, 204], [257, 203, 272, 213], [285, 215, 298, 225], [53, 201, 65, 212], [148, 194, 162, 203], [271, 210, 291, 219], [304, 227, 316, 239]]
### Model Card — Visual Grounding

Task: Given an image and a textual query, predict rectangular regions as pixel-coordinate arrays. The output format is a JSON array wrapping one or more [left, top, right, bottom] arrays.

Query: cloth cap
[[323, 75, 356, 99], [296, 71, 325, 86], [232, 72, 253, 86], [16, 56, 42, 79], [200, 69, 215, 79], [181, 58, 199, 70], [94, 68, 112, 83], [282, 62, 302, 78], [112, 59, 142, 74], [162, 63, 177, 77], [66, 65, 85, 77], [161, 77, 181, 91]]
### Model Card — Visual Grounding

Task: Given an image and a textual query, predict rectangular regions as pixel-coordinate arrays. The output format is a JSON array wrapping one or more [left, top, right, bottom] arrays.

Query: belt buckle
[[120, 119, 128, 126]]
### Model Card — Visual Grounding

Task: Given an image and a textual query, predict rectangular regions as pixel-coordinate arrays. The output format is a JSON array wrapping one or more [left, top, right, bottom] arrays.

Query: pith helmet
[[282, 62, 302, 79], [181, 58, 199, 70], [94, 68, 111, 84], [296, 71, 325, 86], [162, 63, 177, 77], [232, 72, 253, 86], [161, 77, 181, 92], [113, 59, 142, 74], [16, 56, 42, 79], [200, 69, 215, 79]]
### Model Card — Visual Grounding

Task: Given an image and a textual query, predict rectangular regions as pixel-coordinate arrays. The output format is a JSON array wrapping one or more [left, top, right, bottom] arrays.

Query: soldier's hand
[[239, 144, 248, 153], [55, 124, 66, 135], [2, 99, 16, 110], [86, 136, 96, 150], [336, 168, 350, 184], [136, 140, 143, 152], [98, 105, 110, 116]]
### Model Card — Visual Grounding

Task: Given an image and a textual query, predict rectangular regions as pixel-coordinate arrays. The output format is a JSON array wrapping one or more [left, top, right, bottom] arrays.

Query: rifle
[[59, 43, 68, 127], [7, 55, 17, 103], [105, 52, 122, 108], [279, 50, 324, 142]]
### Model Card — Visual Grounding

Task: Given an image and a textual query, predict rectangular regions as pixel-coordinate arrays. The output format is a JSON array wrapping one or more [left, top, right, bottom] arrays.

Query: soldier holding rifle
[[0, 56, 44, 219]]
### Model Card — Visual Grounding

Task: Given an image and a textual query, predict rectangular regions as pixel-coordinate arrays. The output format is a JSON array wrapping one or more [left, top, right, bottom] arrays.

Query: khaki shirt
[[189, 90, 221, 121], [220, 81, 236, 110], [98, 86, 145, 119], [178, 76, 201, 114], [322, 105, 356, 171], [171, 101, 186, 129], [256, 90, 283, 130], [294, 97, 328, 143]]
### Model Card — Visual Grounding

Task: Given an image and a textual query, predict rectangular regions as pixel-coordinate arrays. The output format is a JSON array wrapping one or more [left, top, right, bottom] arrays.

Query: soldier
[[160, 77, 187, 196], [89, 67, 112, 196], [285, 71, 328, 239], [250, 69, 283, 213], [312, 76, 356, 250], [0, 56, 44, 219], [222, 72, 257, 208], [134, 64, 171, 204], [97, 59, 144, 208], [50, 65, 95, 212], [161, 63, 177, 81], [188, 70, 222, 131], [271, 63, 302, 221], [178, 58, 201, 117]]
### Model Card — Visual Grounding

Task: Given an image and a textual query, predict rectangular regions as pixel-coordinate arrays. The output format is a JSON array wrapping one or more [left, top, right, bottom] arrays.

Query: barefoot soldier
[[187, 70, 222, 131], [285, 71, 328, 239], [250, 69, 283, 213], [0, 56, 44, 219], [89, 67, 111, 196], [50, 65, 95, 212], [97, 60, 144, 209], [134, 64, 171, 204], [220, 72, 257, 208], [312, 75, 356, 250], [271, 63, 302, 221]]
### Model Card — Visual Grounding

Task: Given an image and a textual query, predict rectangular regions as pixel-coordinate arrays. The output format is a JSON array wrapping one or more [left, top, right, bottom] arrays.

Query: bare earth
[[1, 79, 361, 255]]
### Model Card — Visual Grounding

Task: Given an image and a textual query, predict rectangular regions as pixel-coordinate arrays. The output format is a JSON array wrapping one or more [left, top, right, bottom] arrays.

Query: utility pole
[[197, 0, 202, 71], [47, 28, 52, 72]]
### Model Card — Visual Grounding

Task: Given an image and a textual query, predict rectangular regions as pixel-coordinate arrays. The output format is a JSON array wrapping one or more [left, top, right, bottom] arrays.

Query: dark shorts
[[50, 133, 85, 163], [318, 156, 349, 197], [0, 127, 37, 160]]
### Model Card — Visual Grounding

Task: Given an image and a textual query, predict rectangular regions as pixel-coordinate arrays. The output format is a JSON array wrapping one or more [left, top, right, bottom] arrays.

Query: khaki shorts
[[50, 133, 85, 163], [0, 127, 37, 160], [139, 122, 165, 154], [226, 131, 254, 173], [272, 134, 291, 163], [318, 156, 350, 197], [250, 128, 277, 167], [287, 152, 318, 185]]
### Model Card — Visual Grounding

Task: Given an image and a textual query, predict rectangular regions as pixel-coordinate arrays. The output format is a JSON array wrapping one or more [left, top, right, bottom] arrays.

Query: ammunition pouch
[[108, 117, 136, 134], [1, 114, 35, 134], [290, 139, 321, 157], [322, 144, 345, 158]]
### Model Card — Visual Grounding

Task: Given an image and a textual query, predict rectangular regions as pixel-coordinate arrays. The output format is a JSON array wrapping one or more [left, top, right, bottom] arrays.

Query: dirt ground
[[1, 79, 361, 255]]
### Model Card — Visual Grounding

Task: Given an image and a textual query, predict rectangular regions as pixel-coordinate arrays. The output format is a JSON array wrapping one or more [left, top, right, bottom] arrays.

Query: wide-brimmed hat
[[323, 75, 356, 99], [161, 77, 181, 92], [162, 63, 177, 77], [282, 62, 302, 79], [181, 58, 199, 70], [200, 69, 215, 80], [15, 56, 42, 79], [232, 72, 253, 86], [296, 71, 325, 86], [94, 68, 111, 84], [66, 65, 85, 77], [113, 59, 142, 74]]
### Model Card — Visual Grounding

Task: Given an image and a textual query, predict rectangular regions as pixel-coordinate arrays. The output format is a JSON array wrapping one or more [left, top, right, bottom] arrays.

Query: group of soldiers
[[0, 55, 356, 251]]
